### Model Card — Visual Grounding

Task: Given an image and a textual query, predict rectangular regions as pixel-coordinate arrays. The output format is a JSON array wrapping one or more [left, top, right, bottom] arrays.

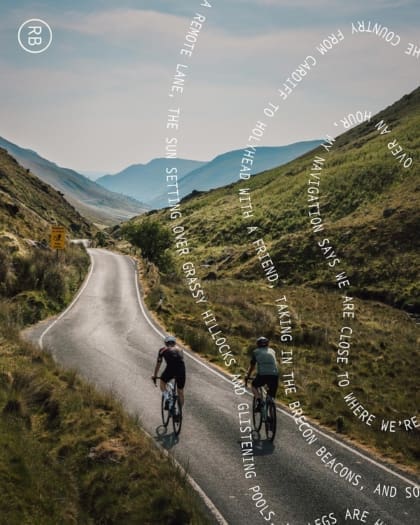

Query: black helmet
[[257, 336, 269, 346], [164, 335, 176, 345]]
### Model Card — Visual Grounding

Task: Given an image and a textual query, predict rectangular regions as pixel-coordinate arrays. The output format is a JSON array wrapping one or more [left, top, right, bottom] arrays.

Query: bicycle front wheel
[[252, 397, 263, 432], [172, 397, 183, 436], [161, 395, 170, 426], [265, 399, 277, 442]]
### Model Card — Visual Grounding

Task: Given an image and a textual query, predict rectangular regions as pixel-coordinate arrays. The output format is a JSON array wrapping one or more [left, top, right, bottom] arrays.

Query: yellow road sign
[[50, 226, 66, 250]]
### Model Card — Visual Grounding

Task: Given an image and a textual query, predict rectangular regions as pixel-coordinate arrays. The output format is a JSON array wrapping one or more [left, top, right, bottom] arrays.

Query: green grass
[[0, 244, 90, 328], [0, 337, 208, 524]]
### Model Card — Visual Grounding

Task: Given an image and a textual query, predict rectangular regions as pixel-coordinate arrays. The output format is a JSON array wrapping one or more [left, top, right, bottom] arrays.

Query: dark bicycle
[[246, 377, 277, 442], [154, 376, 182, 436]]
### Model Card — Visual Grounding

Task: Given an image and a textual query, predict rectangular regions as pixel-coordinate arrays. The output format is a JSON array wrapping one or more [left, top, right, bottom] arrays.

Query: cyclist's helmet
[[164, 335, 176, 346], [257, 336, 269, 346]]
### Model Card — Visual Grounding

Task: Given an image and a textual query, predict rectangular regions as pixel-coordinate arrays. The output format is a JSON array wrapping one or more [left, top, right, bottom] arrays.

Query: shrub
[[122, 220, 172, 269]]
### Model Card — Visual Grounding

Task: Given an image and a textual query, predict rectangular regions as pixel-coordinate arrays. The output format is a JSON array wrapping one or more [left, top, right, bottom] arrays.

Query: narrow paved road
[[26, 249, 419, 525]]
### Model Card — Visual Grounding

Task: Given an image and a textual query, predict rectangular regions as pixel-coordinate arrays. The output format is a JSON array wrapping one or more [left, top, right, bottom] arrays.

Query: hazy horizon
[[0, 0, 419, 172], [2, 135, 327, 177]]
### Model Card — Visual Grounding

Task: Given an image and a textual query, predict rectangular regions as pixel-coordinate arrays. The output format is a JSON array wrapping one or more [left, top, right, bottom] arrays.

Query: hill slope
[[149, 140, 323, 208], [0, 147, 91, 243], [97, 158, 205, 204], [156, 88, 420, 310], [0, 137, 148, 226]]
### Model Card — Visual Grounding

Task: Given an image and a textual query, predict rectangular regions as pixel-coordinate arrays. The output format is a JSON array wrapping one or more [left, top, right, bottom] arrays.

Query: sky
[[0, 0, 419, 174]]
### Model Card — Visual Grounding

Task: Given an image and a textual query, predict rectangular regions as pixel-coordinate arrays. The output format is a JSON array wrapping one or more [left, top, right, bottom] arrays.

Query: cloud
[[229, 0, 414, 8], [53, 8, 187, 41], [0, 3, 418, 170]]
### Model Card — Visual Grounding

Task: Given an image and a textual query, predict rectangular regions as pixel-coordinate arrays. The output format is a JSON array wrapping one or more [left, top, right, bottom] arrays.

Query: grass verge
[[0, 336, 208, 524]]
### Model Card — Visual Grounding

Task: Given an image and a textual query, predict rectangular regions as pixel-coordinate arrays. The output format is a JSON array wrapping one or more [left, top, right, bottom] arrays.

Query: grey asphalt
[[25, 249, 419, 525]]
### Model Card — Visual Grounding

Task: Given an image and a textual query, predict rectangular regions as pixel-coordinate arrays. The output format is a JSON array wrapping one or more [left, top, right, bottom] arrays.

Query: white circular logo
[[18, 19, 53, 54]]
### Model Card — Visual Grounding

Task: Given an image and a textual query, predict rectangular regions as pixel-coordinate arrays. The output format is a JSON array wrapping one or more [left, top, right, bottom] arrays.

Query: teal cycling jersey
[[251, 346, 278, 375]]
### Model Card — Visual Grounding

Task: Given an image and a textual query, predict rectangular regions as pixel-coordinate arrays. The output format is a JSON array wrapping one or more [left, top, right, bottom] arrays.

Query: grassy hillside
[[155, 88, 419, 311], [0, 149, 209, 523], [0, 147, 92, 241], [121, 87, 420, 469]]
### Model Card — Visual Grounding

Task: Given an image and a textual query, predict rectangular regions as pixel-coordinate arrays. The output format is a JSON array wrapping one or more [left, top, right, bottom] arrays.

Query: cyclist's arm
[[152, 350, 164, 378], [246, 354, 257, 379]]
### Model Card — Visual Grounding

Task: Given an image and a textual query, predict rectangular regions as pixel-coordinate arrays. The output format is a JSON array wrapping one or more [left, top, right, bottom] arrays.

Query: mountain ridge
[[149, 140, 324, 208], [97, 158, 205, 204], [95, 141, 323, 208]]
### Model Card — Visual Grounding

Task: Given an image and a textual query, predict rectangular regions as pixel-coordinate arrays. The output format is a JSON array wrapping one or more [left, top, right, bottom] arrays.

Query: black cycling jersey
[[157, 345, 185, 369], [157, 345, 186, 389]]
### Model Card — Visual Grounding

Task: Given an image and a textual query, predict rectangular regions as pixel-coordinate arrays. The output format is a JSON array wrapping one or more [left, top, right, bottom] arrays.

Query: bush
[[122, 220, 172, 269], [0, 248, 16, 295], [43, 267, 67, 302], [0, 244, 89, 328]]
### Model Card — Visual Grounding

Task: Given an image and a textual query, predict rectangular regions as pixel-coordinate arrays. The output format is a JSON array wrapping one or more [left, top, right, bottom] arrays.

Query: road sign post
[[50, 226, 66, 254]]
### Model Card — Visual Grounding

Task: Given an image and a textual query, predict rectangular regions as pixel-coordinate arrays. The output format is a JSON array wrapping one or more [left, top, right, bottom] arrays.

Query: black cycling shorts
[[161, 367, 186, 389], [252, 374, 278, 398]]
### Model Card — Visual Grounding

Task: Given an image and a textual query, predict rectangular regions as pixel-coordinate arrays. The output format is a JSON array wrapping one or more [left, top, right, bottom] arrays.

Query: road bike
[[154, 377, 183, 436], [246, 377, 277, 442]]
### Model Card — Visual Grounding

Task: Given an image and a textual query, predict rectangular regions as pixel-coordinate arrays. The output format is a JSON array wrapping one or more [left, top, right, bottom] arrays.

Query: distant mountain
[[149, 141, 323, 208], [79, 171, 108, 181], [0, 147, 92, 241], [0, 137, 148, 226], [97, 159, 205, 204]]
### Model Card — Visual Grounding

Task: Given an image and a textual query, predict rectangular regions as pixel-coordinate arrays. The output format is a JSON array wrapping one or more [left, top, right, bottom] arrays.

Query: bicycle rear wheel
[[161, 394, 170, 426], [172, 397, 183, 436], [252, 396, 263, 432], [265, 398, 277, 441]]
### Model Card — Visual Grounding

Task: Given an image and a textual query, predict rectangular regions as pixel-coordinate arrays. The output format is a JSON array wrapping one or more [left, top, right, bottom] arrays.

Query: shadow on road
[[236, 431, 275, 456], [252, 439, 275, 456], [247, 430, 276, 455], [155, 425, 179, 449]]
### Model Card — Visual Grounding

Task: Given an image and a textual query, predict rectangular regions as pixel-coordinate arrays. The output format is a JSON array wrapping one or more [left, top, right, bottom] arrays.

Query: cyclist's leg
[[266, 375, 279, 399], [175, 369, 186, 406], [252, 375, 264, 400], [160, 368, 173, 398], [177, 389, 184, 406]]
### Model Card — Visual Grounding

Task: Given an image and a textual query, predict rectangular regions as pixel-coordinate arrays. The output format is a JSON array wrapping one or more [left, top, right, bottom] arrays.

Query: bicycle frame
[[259, 386, 269, 413], [166, 380, 176, 411], [249, 380, 277, 442], [160, 378, 182, 436]]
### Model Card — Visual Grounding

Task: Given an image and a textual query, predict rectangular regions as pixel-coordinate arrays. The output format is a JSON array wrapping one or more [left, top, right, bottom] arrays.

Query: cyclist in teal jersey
[[246, 336, 279, 410]]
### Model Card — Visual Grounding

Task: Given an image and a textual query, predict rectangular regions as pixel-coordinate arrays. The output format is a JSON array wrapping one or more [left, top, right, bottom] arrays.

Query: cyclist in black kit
[[152, 335, 186, 406]]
